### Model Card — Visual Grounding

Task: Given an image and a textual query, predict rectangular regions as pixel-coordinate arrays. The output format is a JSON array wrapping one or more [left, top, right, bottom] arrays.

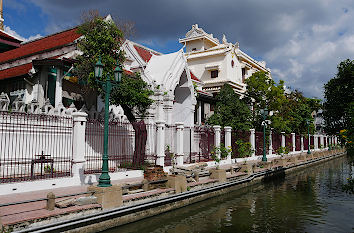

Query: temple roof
[[0, 27, 80, 64]]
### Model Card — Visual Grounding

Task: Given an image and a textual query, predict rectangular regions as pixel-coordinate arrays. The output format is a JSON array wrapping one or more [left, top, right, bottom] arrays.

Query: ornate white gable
[[182, 24, 219, 45]]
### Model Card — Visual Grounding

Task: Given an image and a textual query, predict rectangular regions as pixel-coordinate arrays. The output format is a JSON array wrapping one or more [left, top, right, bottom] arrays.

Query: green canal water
[[106, 155, 354, 233]]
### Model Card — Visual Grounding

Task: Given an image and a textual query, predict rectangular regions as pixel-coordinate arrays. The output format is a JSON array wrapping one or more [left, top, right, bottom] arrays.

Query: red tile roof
[[123, 69, 134, 76], [0, 63, 32, 80], [190, 71, 201, 82], [0, 28, 81, 63], [133, 45, 160, 63]]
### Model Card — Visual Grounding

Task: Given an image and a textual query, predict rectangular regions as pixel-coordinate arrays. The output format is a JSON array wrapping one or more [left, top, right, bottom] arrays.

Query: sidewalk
[[0, 177, 143, 227]]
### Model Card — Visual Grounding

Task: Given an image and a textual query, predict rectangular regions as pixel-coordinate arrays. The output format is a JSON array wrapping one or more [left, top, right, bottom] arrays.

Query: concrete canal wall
[[12, 149, 346, 233]]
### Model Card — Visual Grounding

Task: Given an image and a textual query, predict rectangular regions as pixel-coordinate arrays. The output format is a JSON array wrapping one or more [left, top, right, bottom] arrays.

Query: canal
[[105, 155, 354, 233]]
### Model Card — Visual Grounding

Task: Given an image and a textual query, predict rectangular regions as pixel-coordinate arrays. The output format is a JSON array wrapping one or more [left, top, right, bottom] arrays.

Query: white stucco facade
[[179, 24, 271, 96]]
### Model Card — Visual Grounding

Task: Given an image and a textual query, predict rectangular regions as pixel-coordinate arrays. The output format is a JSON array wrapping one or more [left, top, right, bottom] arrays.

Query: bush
[[211, 143, 232, 164], [235, 140, 254, 158]]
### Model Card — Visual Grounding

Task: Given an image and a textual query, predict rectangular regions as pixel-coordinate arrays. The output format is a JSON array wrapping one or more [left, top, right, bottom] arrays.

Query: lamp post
[[306, 119, 311, 155], [94, 57, 122, 187], [260, 108, 268, 162]]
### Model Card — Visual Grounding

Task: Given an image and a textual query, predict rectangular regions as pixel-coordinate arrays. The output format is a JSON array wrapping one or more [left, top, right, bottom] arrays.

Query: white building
[[179, 24, 272, 123]]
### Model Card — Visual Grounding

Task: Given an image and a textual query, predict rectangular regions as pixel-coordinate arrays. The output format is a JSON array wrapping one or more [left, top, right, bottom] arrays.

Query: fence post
[[281, 132, 285, 149], [156, 120, 166, 167], [175, 122, 184, 166], [250, 129, 256, 157], [268, 129, 273, 156], [301, 135, 304, 152], [291, 133, 296, 153], [213, 125, 221, 160], [224, 126, 232, 164], [335, 136, 338, 146], [72, 112, 87, 183]]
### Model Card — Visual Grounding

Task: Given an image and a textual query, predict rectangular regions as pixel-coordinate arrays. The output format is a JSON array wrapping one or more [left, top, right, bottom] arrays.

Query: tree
[[207, 84, 252, 130], [75, 14, 153, 166], [323, 59, 354, 135], [245, 71, 286, 131], [245, 71, 320, 134]]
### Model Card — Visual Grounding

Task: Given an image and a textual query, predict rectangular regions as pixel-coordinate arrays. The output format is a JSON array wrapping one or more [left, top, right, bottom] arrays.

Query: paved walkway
[[0, 177, 143, 227]]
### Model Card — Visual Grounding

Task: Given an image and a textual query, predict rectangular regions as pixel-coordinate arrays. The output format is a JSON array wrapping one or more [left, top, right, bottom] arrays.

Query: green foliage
[[110, 73, 153, 121], [44, 165, 55, 173], [276, 146, 290, 156], [339, 103, 354, 155], [234, 140, 254, 158], [75, 15, 153, 122], [207, 84, 252, 130], [323, 59, 354, 135], [211, 143, 232, 164], [75, 16, 124, 89], [245, 71, 319, 134]]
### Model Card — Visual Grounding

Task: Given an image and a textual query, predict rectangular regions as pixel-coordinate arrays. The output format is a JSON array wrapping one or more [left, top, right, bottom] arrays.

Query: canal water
[[106, 156, 354, 233]]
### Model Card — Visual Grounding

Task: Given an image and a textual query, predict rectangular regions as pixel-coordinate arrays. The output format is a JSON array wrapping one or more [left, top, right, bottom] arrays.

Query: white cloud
[[4, 25, 42, 42]]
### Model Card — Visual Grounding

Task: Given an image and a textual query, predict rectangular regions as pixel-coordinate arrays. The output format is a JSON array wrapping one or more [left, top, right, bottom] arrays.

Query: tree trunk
[[120, 104, 148, 167], [132, 121, 147, 167]]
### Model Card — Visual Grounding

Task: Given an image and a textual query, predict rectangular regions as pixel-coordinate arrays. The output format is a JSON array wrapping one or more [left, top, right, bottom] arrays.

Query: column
[[213, 125, 221, 159], [268, 129, 273, 156], [291, 133, 296, 153], [320, 135, 324, 149], [301, 135, 304, 152], [72, 112, 88, 182], [55, 68, 63, 108], [250, 129, 256, 157], [281, 132, 285, 148], [175, 122, 184, 166], [156, 121, 166, 166], [163, 95, 174, 126], [197, 101, 202, 125], [224, 126, 232, 163]]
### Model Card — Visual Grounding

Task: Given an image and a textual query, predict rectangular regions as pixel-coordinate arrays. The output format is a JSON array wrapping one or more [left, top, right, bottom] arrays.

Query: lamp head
[[114, 62, 122, 83], [94, 56, 104, 78]]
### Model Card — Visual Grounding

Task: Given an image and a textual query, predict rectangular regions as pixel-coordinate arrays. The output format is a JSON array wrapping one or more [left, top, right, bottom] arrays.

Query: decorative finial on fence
[[0, 92, 10, 111], [27, 99, 41, 114], [12, 96, 25, 112], [43, 99, 54, 114], [65, 103, 77, 115]]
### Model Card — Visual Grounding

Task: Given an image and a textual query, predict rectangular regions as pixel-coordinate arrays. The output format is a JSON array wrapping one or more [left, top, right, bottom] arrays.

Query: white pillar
[[197, 101, 202, 125], [268, 129, 273, 156], [156, 121, 166, 166], [291, 133, 296, 153], [213, 125, 221, 159], [281, 132, 286, 148], [314, 135, 318, 150], [163, 95, 174, 126], [72, 112, 88, 183], [55, 68, 63, 108], [320, 135, 324, 149], [224, 126, 232, 163], [250, 129, 256, 157], [175, 122, 184, 166], [301, 135, 304, 152]]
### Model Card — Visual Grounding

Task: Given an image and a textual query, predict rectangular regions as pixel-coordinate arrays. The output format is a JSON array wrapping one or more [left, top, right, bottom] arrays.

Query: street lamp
[[260, 108, 269, 162], [306, 119, 311, 154], [94, 57, 122, 187]]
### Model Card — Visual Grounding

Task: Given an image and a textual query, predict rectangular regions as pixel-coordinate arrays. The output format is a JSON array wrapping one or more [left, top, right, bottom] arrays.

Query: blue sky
[[3, 0, 354, 99]]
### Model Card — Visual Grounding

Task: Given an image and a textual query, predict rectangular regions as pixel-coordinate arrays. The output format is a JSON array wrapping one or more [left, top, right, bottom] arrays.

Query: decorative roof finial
[[222, 34, 227, 44], [0, 0, 4, 30]]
